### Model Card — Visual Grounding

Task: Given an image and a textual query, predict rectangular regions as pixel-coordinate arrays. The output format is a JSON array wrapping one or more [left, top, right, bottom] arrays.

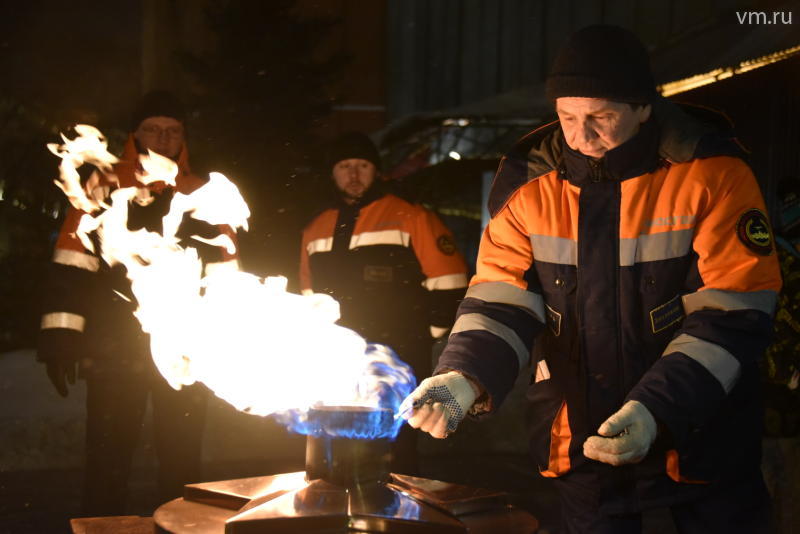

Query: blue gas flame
[[272, 343, 416, 440]]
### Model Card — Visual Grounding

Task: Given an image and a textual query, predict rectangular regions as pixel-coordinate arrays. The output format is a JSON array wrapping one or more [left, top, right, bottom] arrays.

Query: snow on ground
[[0, 348, 306, 472], [0, 349, 86, 471]]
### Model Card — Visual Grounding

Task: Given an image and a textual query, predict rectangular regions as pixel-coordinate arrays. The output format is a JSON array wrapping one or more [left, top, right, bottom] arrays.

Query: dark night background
[[1, 1, 799, 533]]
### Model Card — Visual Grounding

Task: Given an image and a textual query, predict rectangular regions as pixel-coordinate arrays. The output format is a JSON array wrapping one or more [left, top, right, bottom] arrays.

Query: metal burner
[[304, 406, 393, 487], [154, 406, 539, 533]]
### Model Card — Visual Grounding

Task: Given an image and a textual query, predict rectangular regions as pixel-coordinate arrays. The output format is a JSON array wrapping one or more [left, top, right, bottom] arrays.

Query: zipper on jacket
[[580, 160, 603, 366], [573, 274, 583, 366], [332, 204, 359, 253], [589, 159, 604, 182], [613, 180, 625, 402]]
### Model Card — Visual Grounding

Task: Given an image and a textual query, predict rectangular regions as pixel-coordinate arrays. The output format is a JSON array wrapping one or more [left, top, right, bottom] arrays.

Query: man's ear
[[637, 104, 652, 124]]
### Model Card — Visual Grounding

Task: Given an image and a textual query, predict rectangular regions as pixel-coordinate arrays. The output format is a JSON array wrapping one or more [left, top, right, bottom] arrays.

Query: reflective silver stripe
[[430, 325, 449, 338], [40, 312, 85, 332], [619, 229, 693, 266], [450, 312, 530, 368], [530, 235, 577, 266], [465, 281, 545, 322], [682, 289, 777, 316], [663, 333, 740, 393], [53, 249, 100, 272], [205, 259, 241, 276], [350, 230, 410, 249], [422, 273, 468, 291], [306, 237, 333, 256]]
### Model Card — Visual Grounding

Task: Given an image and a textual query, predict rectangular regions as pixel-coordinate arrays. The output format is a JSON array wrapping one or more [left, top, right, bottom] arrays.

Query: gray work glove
[[583, 400, 657, 466], [399, 371, 479, 439], [37, 328, 83, 398]]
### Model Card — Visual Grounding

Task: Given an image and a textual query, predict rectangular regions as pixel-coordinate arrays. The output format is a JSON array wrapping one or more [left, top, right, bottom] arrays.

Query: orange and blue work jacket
[[300, 190, 468, 376], [40, 135, 238, 360], [436, 99, 782, 509]]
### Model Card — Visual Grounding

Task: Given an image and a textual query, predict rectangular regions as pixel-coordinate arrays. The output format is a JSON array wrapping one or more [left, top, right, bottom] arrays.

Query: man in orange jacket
[[37, 91, 237, 516], [300, 132, 468, 472], [402, 25, 781, 533]]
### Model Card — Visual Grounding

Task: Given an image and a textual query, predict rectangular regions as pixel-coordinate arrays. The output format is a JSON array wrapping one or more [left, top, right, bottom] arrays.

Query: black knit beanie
[[545, 25, 656, 103], [325, 132, 382, 171], [130, 90, 186, 132]]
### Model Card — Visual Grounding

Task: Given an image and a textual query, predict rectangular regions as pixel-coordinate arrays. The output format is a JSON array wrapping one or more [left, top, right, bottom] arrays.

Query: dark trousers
[[553, 470, 775, 534], [82, 357, 207, 516]]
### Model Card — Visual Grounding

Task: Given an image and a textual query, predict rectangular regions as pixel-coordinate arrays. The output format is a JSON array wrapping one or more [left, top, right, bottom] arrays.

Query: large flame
[[48, 124, 118, 214], [50, 126, 415, 439]]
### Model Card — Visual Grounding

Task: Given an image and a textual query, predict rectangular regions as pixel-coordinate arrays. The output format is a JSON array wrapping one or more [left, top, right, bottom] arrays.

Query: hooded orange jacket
[[436, 99, 781, 510], [40, 135, 238, 350]]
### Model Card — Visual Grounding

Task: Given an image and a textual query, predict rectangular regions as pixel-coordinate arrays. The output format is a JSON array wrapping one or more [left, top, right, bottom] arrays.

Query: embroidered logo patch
[[437, 235, 456, 255], [736, 208, 773, 256], [649, 294, 684, 333]]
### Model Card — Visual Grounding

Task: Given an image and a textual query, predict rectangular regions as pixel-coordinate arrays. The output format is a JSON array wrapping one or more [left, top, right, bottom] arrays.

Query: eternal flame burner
[[154, 406, 539, 533]]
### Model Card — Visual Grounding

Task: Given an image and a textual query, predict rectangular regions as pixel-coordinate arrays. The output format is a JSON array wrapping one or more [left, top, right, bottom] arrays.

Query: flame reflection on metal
[[154, 408, 538, 533], [155, 471, 537, 534]]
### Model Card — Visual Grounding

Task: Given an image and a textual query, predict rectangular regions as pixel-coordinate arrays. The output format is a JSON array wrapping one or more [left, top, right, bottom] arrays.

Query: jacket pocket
[[540, 267, 577, 338], [525, 369, 572, 477]]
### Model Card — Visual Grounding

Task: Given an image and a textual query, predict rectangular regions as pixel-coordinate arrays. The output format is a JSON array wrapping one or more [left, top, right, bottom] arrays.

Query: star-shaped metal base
[[154, 471, 539, 533]]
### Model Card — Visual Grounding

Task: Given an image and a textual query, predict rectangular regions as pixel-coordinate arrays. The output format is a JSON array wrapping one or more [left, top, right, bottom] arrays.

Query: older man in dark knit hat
[[37, 90, 237, 516], [402, 25, 781, 533], [300, 131, 468, 473]]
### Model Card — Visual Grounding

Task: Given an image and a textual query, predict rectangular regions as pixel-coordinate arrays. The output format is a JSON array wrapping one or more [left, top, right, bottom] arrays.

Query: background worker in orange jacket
[[402, 25, 782, 533], [37, 91, 237, 516], [300, 131, 468, 472]]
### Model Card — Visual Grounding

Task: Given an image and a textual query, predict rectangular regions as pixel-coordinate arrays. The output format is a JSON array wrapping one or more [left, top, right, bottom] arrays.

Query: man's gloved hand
[[583, 400, 657, 466], [398, 371, 480, 439], [37, 328, 84, 398]]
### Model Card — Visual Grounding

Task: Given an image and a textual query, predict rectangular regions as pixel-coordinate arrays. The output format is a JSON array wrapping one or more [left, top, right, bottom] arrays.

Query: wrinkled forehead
[[555, 96, 629, 115]]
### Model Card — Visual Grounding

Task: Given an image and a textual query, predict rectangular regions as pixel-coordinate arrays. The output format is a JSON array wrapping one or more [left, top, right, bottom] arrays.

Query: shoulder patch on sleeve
[[736, 208, 774, 256], [436, 235, 456, 255]]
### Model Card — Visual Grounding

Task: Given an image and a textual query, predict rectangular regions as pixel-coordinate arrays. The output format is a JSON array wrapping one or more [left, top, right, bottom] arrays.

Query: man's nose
[[577, 121, 597, 144]]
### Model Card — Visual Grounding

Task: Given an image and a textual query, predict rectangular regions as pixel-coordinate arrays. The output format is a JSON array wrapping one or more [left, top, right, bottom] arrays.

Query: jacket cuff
[[626, 352, 726, 447], [36, 327, 84, 364], [434, 329, 521, 414]]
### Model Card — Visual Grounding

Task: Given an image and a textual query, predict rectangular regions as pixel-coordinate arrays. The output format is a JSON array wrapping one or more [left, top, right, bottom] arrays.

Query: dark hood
[[487, 97, 746, 217]]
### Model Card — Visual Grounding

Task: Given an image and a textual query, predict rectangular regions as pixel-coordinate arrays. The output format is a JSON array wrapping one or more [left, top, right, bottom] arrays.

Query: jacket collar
[[561, 116, 660, 187], [334, 180, 386, 211], [487, 97, 745, 216]]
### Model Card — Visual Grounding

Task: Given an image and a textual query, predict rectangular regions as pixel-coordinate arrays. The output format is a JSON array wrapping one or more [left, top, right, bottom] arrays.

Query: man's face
[[556, 97, 651, 159], [134, 116, 185, 160], [332, 158, 377, 204]]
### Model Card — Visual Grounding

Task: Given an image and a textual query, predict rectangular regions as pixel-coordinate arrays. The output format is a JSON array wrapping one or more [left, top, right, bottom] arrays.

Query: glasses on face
[[139, 124, 184, 138], [335, 160, 373, 171]]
